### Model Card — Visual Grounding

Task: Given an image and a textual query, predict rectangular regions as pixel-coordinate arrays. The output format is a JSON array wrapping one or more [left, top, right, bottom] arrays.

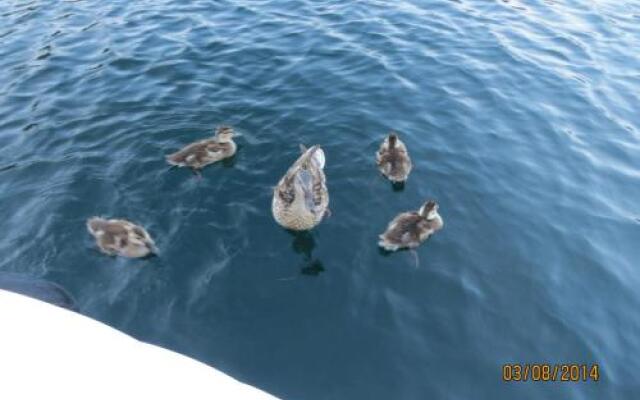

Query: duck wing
[[274, 167, 296, 207], [293, 146, 327, 214], [277, 145, 324, 205], [295, 168, 325, 213], [205, 141, 228, 153], [290, 145, 321, 171], [308, 166, 328, 213], [122, 221, 157, 253], [381, 213, 423, 246], [166, 141, 201, 164], [379, 146, 411, 173], [167, 140, 215, 166], [102, 221, 128, 238]]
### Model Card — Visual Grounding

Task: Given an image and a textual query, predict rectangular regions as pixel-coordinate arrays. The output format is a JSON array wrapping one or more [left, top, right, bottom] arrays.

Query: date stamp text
[[502, 363, 600, 382]]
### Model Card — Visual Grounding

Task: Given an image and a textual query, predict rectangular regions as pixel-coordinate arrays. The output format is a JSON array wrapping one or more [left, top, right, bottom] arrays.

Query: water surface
[[1, 0, 639, 398]]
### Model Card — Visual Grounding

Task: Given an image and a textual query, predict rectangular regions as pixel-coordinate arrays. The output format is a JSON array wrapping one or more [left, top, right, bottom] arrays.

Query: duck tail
[[389, 175, 406, 184], [312, 147, 325, 169], [146, 240, 159, 255], [378, 235, 399, 251]]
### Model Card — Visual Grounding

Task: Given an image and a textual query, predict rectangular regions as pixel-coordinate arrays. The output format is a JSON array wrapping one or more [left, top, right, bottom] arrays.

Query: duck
[[86, 217, 158, 258], [166, 125, 237, 173], [376, 132, 412, 183], [378, 200, 443, 251], [272, 145, 329, 231]]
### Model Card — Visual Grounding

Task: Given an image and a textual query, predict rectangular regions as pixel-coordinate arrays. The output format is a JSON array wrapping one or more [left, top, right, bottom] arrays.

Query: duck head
[[215, 126, 235, 142], [419, 200, 439, 220], [388, 132, 398, 149], [86, 217, 107, 235]]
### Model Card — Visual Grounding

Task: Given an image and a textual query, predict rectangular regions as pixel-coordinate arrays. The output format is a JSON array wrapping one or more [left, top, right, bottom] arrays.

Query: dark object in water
[[0, 272, 77, 311], [301, 260, 325, 276], [391, 181, 405, 192]]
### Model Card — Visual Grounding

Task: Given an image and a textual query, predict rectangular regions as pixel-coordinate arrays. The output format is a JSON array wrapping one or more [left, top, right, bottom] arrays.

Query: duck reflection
[[290, 230, 325, 276], [291, 230, 314, 259], [221, 153, 237, 168], [0, 272, 77, 311], [391, 181, 405, 192], [301, 259, 325, 276]]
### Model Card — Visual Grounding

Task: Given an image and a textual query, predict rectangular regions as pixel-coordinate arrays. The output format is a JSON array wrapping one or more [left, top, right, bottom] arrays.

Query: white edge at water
[[0, 289, 279, 400]]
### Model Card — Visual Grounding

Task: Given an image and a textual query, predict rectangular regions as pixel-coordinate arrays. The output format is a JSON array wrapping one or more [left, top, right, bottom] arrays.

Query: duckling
[[378, 200, 443, 252], [376, 132, 412, 183], [86, 217, 157, 258], [272, 145, 329, 231], [166, 126, 237, 173]]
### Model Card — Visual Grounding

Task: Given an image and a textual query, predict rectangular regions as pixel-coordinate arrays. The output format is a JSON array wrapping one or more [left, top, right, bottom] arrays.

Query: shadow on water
[[391, 181, 405, 192], [0, 163, 17, 173], [290, 230, 315, 260], [289, 230, 325, 276], [377, 245, 420, 268], [300, 259, 325, 276], [377, 246, 393, 257], [0, 272, 77, 311], [221, 153, 237, 168]]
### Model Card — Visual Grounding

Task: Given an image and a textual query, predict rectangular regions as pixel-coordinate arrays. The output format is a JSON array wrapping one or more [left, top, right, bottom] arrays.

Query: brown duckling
[[87, 217, 157, 258], [376, 132, 412, 183], [378, 200, 443, 252], [166, 125, 237, 173]]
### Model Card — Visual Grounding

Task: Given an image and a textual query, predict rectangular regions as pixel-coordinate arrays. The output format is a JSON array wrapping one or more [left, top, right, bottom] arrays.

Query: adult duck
[[271, 145, 329, 231]]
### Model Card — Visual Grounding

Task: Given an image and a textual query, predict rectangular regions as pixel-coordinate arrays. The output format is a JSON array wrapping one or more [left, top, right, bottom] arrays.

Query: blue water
[[1, 0, 639, 398]]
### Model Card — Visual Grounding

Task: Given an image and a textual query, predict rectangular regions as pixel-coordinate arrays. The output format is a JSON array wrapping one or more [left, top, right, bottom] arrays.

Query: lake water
[[1, 0, 639, 398]]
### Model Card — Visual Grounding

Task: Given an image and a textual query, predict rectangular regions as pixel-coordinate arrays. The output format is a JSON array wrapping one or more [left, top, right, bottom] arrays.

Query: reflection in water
[[301, 260, 325, 276], [290, 230, 325, 276], [0, 163, 17, 173], [221, 153, 237, 168], [377, 246, 392, 257], [391, 181, 405, 192], [0, 272, 77, 310], [377, 243, 420, 267], [291, 230, 314, 260]]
